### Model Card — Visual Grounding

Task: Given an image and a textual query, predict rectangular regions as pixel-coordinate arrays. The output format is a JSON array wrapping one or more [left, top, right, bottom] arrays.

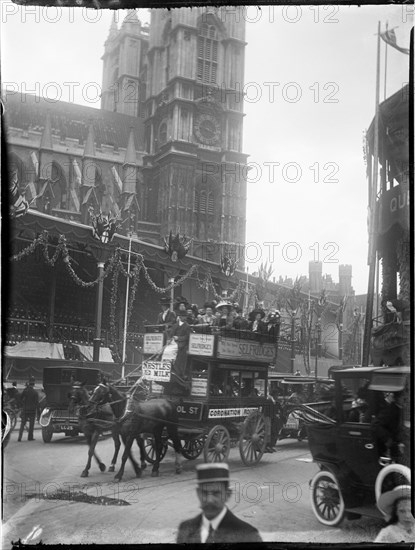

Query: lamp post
[[89, 243, 114, 363], [169, 277, 175, 311], [121, 236, 132, 379], [290, 314, 296, 374], [315, 319, 322, 379], [244, 267, 249, 317], [93, 261, 105, 362]]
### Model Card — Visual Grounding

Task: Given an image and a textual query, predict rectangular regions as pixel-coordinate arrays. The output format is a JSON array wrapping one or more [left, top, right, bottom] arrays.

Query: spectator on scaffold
[[156, 296, 176, 330]]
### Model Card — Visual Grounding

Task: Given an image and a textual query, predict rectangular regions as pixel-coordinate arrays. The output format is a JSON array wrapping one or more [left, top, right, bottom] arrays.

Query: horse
[[88, 382, 147, 474], [69, 382, 146, 478], [90, 382, 183, 480]]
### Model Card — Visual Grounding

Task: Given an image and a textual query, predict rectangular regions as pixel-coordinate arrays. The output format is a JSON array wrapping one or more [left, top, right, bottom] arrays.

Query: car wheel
[[310, 469, 345, 526]]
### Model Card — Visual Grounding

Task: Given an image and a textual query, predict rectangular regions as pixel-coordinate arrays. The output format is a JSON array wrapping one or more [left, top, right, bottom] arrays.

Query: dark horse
[[69, 382, 146, 478], [91, 382, 183, 480]]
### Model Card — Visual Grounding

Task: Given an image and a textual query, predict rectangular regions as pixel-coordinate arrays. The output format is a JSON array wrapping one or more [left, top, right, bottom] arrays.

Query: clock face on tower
[[194, 114, 221, 146]]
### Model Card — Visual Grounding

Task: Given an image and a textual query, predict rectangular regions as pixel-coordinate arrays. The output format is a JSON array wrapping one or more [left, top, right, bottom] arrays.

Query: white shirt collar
[[200, 506, 227, 542]]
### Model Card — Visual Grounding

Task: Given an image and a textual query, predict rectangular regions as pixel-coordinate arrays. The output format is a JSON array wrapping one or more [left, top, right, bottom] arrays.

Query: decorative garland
[[126, 261, 142, 329], [11, 230, 50, 262], [109, 258, 121, 359], [138, 259, 198, 293]]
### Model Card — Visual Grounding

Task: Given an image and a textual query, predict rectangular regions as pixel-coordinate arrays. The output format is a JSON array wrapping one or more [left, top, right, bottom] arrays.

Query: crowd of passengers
[[155, 295, 281, 336]]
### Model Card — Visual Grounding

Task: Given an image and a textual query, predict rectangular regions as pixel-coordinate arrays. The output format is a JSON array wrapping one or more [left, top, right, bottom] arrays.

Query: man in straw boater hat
[[176, 463, 262, 543], [374, 485, 414, 542]]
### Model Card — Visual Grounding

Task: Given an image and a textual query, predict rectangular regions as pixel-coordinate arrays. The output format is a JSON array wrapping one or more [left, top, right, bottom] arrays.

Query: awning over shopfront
[[73, 344, 114, 363], [4, 341, 65, 359]]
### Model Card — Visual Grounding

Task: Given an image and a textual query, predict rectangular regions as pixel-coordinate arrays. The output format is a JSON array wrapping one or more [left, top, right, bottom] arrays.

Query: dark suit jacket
[[156, 310, 176, 328], [20, 386, 40, 415], [176, 509, 262, 544]]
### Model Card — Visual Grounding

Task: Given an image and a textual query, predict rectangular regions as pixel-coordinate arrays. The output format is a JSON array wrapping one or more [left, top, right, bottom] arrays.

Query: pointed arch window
[[197, 24, 218, 84]]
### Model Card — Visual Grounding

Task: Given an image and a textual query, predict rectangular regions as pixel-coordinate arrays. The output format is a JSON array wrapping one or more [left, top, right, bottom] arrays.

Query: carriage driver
[[176, 463, 262, 543]]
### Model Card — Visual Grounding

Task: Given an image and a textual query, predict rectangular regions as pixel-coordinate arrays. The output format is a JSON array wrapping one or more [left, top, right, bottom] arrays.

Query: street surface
[[3, 425, 384, 546]]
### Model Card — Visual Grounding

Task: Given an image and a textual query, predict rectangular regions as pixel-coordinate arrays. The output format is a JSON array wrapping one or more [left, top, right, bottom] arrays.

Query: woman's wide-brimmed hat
[[215, 301, 232, 310], [249, 308, 266, 321], [377, 485, 412, 519], [174, 296, 190, 312]]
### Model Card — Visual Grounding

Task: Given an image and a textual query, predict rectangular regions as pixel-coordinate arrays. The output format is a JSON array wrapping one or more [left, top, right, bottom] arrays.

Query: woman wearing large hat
[[248, 308, 267, 334], [215, 301, 234, 329], [374, 485, 414, 542]]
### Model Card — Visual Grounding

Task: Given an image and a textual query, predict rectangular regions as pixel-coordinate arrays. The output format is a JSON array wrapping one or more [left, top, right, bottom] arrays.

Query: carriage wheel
[[204, 426, 230, 463], [42, 424, 54, 443], [143, 434, 168, 464], [181, 435, 206, 460], [375, 464, 411, 503], [239, 411, 267, 466], [310, 470, 345, 526]]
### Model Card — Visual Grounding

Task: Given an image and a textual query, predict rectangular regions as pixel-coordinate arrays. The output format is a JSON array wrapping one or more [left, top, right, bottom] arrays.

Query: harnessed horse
[[90, 381, 183, 480], [69, 382, 146, 478]]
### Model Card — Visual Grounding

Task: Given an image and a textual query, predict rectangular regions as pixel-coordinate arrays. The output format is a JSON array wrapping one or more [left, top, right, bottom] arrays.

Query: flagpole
[[121, 235, 132, 379], [362, 21, 381, 367], [384, 22, 388, 100]]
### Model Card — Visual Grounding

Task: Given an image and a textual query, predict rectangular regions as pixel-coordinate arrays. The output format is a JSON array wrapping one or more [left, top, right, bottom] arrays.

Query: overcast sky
[[2, 3, 412, 294]]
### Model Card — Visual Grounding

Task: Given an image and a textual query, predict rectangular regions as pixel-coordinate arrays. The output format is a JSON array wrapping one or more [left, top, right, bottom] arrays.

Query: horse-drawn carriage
[[141, 325, 276, 465], [40, 366, 102, 442], [267, 374, 336, 441], [307, 365, 411, 526]]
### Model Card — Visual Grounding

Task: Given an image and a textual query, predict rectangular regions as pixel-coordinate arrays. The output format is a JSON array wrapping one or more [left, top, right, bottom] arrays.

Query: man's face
[[196, 482, 230, 520]]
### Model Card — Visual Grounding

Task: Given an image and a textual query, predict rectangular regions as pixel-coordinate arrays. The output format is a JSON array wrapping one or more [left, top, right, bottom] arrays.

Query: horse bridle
[[90, 383, 125, 407]]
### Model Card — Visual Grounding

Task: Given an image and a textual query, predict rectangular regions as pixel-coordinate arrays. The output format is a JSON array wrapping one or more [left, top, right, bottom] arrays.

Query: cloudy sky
[[2, 3, 412, 294]]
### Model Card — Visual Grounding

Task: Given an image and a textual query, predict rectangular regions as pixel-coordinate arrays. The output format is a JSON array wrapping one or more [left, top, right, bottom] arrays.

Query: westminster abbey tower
[[101, 8, 248, 263]]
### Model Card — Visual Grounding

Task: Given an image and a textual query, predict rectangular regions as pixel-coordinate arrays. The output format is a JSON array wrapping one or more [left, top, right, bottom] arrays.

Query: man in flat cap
[[176, 463, 262, 543]]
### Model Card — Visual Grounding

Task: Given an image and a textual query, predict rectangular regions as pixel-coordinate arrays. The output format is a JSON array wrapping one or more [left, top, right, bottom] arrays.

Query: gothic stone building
[[7, 7, 248, 262]]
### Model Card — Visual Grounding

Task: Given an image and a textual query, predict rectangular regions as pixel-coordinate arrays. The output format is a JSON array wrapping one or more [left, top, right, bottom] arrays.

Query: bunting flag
[[82, 186, 94, 205], [335, 295, 347, 330], [72, 159, 82, 185], [9, 171, 29, 218], [70, 189, 80, 212], [109, 194, 121, 218], [111, 166, 123, 192], [30, 152, 39, 176], [26, 182, 38, 205], [317, 289, 327, 307], [380, 28, 410, 55]]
